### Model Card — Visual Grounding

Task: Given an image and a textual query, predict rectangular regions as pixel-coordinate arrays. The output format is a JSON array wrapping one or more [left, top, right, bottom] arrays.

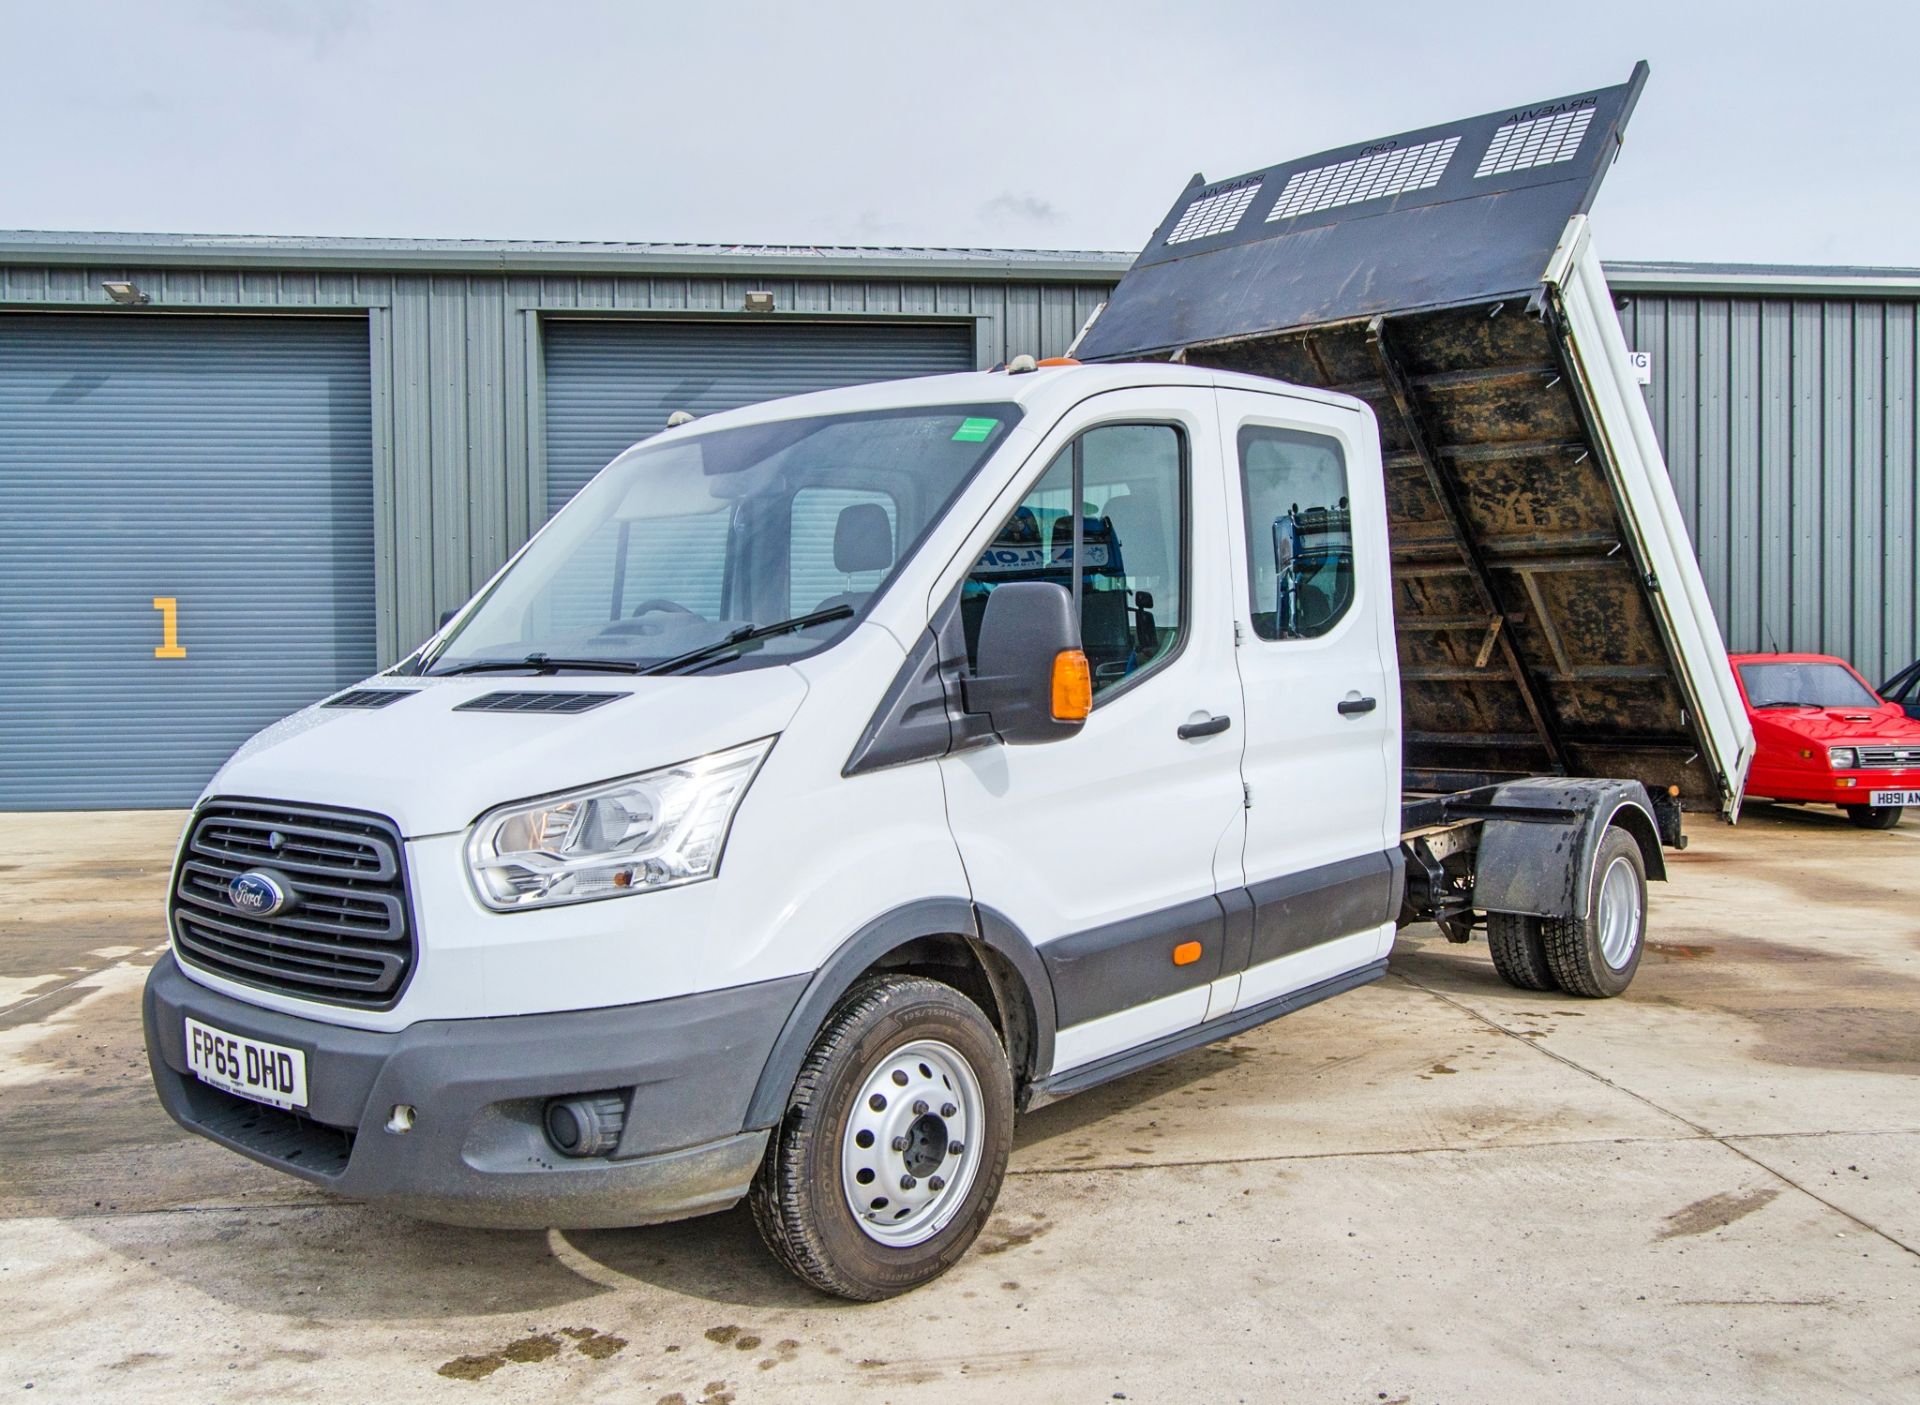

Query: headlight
[[1828, 747, 1858, 770], [466, 738, 772, 910]]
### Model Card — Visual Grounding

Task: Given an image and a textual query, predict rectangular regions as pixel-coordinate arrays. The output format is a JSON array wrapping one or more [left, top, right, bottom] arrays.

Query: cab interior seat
[[814, 500, 894, 616]]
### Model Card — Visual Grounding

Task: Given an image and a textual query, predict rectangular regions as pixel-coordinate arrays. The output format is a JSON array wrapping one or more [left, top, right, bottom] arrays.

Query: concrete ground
[[1, 806, 1916, 1404]]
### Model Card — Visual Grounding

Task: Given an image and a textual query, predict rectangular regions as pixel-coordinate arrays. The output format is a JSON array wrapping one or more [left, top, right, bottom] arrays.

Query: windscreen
[[421, 403, 1021, 676], [1738, 662, 1881, 710]]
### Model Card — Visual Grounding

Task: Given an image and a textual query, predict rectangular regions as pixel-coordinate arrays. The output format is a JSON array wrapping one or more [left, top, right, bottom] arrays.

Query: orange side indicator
[[1172, 940, 1203, 967], [1051, 649, 1092, 721]]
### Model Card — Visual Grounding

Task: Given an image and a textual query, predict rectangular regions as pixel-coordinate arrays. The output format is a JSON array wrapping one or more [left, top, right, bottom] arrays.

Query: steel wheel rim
[[840, 1039, 983, 1248], [1597, 854, 1641, 969]]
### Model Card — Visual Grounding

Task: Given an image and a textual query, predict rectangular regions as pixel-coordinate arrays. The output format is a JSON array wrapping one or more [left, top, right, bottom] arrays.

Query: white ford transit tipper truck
[[144, 67, 1752, 1298]]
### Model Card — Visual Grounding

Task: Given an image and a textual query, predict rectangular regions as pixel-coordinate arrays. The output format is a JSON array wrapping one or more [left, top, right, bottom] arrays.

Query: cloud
[[200, 0, 368, 57], [979, 193, 1064, 226]]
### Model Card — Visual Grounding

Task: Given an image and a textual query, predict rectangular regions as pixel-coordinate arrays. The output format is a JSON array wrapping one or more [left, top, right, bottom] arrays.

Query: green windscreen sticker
[[952, 417, 999, 443]]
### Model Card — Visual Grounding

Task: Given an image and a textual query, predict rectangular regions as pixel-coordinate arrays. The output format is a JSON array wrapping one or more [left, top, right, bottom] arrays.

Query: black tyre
[[1486, 912, 1555, 991], [749, 975, 1013, 1301], [1843, 804, 1903, 830], [1541, 828, 1646, 998]]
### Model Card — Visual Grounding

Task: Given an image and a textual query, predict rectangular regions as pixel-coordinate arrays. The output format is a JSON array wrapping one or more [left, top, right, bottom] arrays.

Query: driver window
[[1238, 425, 1353, 640], [962, 422, 1187, 700]]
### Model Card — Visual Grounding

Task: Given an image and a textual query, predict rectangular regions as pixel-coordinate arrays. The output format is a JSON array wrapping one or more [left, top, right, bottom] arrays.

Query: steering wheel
[[629, 598, 695, 619]]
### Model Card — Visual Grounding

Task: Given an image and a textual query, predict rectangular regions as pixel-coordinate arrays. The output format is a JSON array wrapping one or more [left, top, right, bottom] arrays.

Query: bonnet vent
[[452, 691, 629, 715], [323, 688, 418, 710]]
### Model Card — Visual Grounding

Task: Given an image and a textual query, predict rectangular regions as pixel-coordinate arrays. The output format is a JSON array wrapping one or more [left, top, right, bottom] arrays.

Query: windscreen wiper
[[433, 653, 644, 677], [642, 605, 855, 677]]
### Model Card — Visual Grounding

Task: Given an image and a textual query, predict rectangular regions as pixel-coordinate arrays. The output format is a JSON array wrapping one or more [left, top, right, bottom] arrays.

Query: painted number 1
[[152, 596, 187, 659]]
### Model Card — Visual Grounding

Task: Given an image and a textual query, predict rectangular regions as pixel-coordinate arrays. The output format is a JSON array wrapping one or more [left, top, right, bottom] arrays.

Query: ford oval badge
[[229, 869, 291, 918]]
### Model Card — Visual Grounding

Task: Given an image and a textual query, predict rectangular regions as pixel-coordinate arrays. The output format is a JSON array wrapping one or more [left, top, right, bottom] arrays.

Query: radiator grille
[[171, 800, 415, 1008], [1856, 746, 1920, 770]]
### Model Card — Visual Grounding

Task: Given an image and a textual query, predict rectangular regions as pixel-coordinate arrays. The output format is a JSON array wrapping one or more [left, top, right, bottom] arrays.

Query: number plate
[[184, 1017, 308, 1110], [1870, 789, 1920, 807]]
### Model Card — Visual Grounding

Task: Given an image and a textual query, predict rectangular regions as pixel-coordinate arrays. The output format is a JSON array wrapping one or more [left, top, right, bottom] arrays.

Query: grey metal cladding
[[541, 319, 976, 515], [0, 258, 1112, 670], [1621, 292, 1920, 683], [0, 313, 376, 809]]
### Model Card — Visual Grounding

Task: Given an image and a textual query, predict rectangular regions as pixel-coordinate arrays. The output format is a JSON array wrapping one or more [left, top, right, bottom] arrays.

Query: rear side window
[[963, 423, 1187, 700], [1238, 425, 1353, 640]]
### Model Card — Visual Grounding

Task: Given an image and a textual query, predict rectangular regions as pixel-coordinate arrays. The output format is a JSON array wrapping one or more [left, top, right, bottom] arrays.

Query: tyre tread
[[1540, 828, 1644, 999], [1486, 912, 1555, 991]]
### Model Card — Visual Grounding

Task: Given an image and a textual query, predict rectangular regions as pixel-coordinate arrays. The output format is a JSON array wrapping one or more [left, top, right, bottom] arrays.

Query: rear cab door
[[935, 383, 1248, 1075], [1217, 385, 1402, 1012]]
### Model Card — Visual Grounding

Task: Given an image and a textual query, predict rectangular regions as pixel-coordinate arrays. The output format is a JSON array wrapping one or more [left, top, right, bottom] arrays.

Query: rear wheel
[[750, 975, 1013, 1300], [1843, 804, 1903, 830], [1541, 828, 1646, 998], [1486, 912, 1555, 991]]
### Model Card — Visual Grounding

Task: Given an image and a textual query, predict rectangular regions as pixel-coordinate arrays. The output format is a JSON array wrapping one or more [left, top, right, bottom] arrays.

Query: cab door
[[937, 386, 1247, 1075], [1217, 388, 1401, 1012]]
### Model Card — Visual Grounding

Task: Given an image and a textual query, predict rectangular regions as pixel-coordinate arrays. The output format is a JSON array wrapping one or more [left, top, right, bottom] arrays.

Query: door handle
[[1177, 714, 1233, 740], [1337, 696, 1377, 716]]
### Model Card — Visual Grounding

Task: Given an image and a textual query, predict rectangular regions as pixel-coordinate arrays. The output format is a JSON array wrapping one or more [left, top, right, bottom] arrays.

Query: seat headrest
[[834, 501, 894, 574]]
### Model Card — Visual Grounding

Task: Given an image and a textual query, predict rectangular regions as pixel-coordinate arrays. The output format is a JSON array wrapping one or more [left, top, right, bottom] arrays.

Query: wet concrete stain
[[1657, 1187, 1781, 1240], [563, 1326, 629, 1360], [978, 1212, 1051, 1255], [1649, 942, 1715, 959], [436, 1328, 626, 1380], [658, 1382, 734, 1405], [755, 1340, 800, 1372]]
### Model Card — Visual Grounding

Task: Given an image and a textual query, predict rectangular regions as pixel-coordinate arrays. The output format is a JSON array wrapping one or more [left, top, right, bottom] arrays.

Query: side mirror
[[963, 582, 1090, 745]]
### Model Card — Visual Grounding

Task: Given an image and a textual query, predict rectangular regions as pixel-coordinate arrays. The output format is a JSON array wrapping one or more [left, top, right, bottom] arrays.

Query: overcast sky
[[5, 0, 1916, 268]]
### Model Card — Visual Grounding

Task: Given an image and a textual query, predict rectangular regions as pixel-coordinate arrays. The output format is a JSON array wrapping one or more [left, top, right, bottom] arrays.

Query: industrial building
[[2, 231, 1916, 808]]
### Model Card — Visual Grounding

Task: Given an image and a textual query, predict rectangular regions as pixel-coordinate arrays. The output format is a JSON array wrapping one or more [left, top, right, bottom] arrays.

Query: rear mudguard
[[1470, 777, 1666, 922]]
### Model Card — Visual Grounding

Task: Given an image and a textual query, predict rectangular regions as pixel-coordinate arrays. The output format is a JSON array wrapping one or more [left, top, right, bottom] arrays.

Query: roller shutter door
[[0, 314, 376, 810], [542, 319, 975, 516]]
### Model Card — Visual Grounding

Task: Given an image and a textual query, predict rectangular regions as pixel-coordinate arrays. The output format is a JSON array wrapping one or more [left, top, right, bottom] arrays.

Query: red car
[[1730, 652, 1920, 829]]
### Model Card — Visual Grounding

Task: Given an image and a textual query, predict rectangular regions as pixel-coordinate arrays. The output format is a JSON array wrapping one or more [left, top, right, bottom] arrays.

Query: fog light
[[544, 1093, 627, 1158]]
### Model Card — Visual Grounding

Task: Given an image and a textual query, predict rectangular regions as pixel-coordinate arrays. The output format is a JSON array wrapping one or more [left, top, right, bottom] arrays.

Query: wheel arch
[[744, 900, 1057, 1128]]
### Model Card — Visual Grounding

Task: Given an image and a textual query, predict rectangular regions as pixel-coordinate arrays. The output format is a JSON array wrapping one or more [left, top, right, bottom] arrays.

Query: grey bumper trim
[[143, 953, 804, 1229]]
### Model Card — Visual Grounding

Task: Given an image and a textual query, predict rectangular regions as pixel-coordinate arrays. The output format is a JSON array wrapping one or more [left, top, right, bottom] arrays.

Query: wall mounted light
[[102, 281, 150, 306], [743, 290, 775, 313]]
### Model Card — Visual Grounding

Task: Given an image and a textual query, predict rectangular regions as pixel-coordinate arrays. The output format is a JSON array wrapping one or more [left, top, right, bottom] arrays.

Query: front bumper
[[144, 953, 807, 1229], [1749, 768, 1920, 805]]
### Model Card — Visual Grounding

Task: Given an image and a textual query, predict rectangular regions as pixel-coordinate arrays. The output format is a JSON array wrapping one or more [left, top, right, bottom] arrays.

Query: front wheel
[[750, 975, 1013, 1300], [1541, 828, 1647, 998], [1843, 804, 1903, 830]]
